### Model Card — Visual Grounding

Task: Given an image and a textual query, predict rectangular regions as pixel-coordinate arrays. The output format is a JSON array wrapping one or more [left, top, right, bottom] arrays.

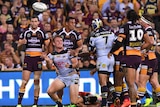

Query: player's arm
[[75, 39, 83, 55], [66, 57, 79, 69], [110, 34, 126, 54], [141, 33, 152, 50], [44, 39, 50, 53], [17, 32, 27, 49], [41, 53, 53, 69]]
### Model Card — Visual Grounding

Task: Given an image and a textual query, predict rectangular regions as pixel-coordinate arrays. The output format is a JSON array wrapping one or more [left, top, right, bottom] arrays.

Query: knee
[[47, 88, 52, 95]]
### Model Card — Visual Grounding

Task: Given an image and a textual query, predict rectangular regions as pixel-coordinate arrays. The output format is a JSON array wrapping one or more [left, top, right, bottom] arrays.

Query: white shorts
[[96, 55, 115, 72], [57, 74, 79, 87]]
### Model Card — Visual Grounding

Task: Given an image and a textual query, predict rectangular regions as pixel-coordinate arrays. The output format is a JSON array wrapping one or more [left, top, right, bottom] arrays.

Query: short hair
[[65, 17, 75, 22], [53, 35, 62, 42], [30, 14, 39, 21], [127, 9, 139, 22]]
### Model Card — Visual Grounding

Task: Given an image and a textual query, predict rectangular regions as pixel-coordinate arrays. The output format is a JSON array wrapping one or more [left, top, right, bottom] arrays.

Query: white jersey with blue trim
[[89, 28, 116, 57], [48, 49, 75, 76]]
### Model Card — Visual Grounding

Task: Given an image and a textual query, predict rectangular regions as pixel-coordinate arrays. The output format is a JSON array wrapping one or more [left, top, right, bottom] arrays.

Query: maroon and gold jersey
[[119, 21, 146, 56], [19, 27, 49, 57]]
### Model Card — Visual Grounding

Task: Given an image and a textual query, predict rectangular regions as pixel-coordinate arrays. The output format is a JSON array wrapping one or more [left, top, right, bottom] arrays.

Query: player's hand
[[90, 68, 97, 76], [108, 53, 112, 58], [65, 63, 70, 68]]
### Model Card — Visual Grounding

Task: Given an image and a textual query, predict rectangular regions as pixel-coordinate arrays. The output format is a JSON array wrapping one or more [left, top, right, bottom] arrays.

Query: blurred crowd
[[0, 0, 159, 71]]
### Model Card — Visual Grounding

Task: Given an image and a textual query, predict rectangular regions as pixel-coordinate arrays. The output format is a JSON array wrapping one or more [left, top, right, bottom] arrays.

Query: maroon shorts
[[23, 56, 43, 71], [121, 55, 141, 70], [114, 54, 123, 72], [141, 58, 158, 75]]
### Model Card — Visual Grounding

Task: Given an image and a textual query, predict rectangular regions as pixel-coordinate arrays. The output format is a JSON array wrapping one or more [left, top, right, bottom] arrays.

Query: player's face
[[68, 19, 76, 30], [53, 37, 63, 48], [30, 18, 40, 29]]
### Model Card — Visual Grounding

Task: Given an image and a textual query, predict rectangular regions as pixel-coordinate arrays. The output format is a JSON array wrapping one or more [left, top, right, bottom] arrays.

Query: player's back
[[121, 21, 145, 48], [90, 28, 116, 57]]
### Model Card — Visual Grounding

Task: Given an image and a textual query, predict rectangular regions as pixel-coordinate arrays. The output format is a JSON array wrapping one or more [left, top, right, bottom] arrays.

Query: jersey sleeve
[[19, 31, 25, 39]]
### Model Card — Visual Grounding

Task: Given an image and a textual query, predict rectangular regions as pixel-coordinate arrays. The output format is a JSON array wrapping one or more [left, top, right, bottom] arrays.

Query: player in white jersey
[[43, 36, 99, 107], [89, 18, 116, 107]]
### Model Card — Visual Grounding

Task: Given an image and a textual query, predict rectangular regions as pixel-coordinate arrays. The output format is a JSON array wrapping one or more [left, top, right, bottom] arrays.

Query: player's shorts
[[97, 55, 115, 73], [121, 55, 141, 70], [141, 58, 158, 75], [57, 73, 79, 87], [23, 56, 43, 71]]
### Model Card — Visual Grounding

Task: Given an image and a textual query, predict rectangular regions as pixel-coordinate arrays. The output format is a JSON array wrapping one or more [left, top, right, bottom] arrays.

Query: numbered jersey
[[119, 21, 146, 54], [89, 28, 116, 57], [48, 49, 75, 76]]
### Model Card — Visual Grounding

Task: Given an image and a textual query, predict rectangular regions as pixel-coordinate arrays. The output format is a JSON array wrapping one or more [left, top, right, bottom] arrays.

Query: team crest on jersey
[[102, 64, 106, 68], [37, 32, 42, 39], [27, 33, 31, 38], [70, 35, 76, 41]]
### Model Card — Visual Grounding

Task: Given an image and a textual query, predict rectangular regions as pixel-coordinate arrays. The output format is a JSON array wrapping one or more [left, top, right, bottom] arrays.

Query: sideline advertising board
[[0, 70, 152, 106]]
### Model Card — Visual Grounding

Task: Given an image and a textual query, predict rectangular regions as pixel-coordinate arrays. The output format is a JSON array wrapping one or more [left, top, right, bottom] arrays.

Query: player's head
[[65, 17, 76, 30], [53, 35, 63, 49], [139, 14, 153, 26], [91, 18, 103, 30], [127, 9, 139, 23], [30, 15, 40, 29]]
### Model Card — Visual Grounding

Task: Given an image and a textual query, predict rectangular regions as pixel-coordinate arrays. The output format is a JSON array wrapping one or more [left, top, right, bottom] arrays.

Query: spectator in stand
[[81, 28, 90, 44], [16, 17, 29, 36], [119, 0, 133, 22], [82, 57, 96, 69], [0, 14, 8, 43], [83, 4, 99, 26], [102, 0, 122, 28], [0, 61, 4, 71], [134, 0, 145, 17], [11, 0, 23, 18], [92, 11, 102, 20], [1, 24, 18, 42], [13, 7, 28, 29], [0, 42, 20, 65], [101, 0, 120, 15], [38, 11, 51, 29], [0, 0, 3, 8], [3, 56, 22, 71], [48, 0, 65, 16], [108, 18, 120, 36], [53, 22, 63, 32], [145, 0, 160, 35], [1, 33, 18, 52], [0, 5, 13, 24], [0, 14, 8, 33], [51, 7, 66, 29], [68, 1, 84, 18]]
